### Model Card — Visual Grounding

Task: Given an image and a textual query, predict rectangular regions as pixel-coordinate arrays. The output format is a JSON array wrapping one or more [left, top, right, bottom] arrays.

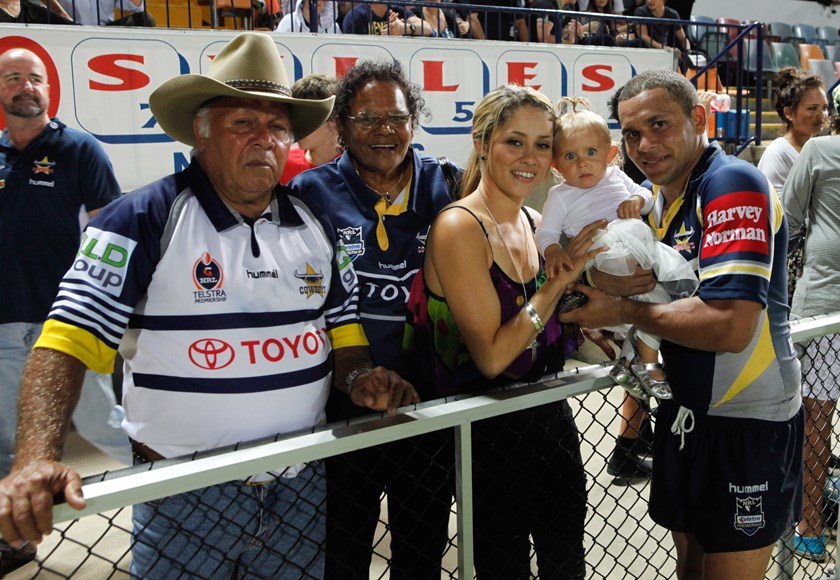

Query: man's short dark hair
[[610, 69, 699, 123]]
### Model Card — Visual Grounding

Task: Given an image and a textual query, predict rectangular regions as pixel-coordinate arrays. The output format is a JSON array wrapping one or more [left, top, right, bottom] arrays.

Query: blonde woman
[[405, 85, 602, 578]]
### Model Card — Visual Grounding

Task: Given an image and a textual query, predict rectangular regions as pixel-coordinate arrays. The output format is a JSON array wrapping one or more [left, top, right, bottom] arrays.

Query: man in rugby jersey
[[562, 69, 803, 579]]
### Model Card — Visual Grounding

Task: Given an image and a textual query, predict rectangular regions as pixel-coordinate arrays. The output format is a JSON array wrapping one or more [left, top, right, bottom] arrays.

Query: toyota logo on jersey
[[189, 338, 235, 370]]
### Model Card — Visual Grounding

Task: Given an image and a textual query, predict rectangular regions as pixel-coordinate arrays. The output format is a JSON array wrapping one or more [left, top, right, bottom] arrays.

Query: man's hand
[[557, 284, 624, 329], [588, 264, 656, 297], [349, 366, 420, 415], [0, 461, 85, 546]]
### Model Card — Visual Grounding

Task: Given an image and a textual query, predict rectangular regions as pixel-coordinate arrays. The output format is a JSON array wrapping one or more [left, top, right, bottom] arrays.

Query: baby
[[535, 97, 698, 401]]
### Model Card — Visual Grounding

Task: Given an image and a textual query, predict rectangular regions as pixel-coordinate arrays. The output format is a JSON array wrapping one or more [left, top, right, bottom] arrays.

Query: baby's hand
[[544, 244, 574, 278], [617, 196, 645, 219]]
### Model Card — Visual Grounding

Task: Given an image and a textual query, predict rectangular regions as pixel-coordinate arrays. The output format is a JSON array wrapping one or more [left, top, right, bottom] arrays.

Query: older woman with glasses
[[290, 59, 460, 580]]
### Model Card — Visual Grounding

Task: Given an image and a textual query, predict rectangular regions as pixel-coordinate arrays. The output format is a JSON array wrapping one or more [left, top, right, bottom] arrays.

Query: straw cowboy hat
[[149, 32, 334, 147]]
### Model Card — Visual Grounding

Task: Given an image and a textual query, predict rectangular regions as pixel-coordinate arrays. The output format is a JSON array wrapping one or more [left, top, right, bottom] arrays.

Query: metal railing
[[4, 313, 840, 578]]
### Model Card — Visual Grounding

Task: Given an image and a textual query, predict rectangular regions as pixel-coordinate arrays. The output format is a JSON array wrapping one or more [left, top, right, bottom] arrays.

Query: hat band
[[225, 79, 292, 97]]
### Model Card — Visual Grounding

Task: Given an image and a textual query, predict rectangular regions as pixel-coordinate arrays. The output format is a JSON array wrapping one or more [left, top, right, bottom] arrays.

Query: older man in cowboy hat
[[0, 32, 416, 578]]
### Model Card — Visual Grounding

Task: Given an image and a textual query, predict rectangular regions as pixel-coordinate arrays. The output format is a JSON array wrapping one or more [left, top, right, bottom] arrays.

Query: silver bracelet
[[345, 367, 373, 395], [524, 302, 545, 333]]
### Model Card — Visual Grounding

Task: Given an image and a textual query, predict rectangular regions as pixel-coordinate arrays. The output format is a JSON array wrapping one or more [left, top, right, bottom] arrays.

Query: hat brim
[[150, 74, 335, 147]]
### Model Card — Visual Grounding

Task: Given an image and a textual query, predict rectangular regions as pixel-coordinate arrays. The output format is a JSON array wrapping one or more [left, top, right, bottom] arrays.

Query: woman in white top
[[757, 67, 826, 308], [276, 0, 341, 33], [759, 67, 827, 194]]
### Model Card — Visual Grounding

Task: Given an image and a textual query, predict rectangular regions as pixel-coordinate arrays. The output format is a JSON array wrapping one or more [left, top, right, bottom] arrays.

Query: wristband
[[345, 367, 372, 395], [524, 302, 545, 333]]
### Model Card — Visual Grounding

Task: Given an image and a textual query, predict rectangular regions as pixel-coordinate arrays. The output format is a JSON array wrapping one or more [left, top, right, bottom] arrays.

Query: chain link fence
[[4, 314, 840, 579]]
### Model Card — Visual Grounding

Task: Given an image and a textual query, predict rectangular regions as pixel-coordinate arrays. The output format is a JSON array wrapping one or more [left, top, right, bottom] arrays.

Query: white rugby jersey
[[36, 161, 367, 457]]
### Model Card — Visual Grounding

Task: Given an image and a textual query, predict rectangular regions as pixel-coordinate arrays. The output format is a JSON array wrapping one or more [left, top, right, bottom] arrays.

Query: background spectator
[[49, 0, 154, 26], [781, 103, 838, 564], [276, 0, 340, 32], [758, 67, 826, 303], [342, 2, 430, 36], [634, 0, 688, 67], [0, 46, 127, 575], [456, 0, 527, 41], [279, 73, 341, 184], [0, 0, 76, 23]]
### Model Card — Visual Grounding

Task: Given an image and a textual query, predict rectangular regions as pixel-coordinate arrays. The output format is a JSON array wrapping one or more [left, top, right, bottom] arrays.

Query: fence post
[[455, 423, 474, 579]]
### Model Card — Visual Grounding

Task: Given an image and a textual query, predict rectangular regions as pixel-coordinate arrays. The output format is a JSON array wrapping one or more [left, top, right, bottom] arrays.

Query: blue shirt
[[0, 118, 120, 324]]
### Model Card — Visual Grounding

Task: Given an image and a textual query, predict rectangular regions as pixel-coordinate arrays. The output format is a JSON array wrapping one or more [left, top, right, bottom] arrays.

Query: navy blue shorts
[[649, 401, 804, 553]]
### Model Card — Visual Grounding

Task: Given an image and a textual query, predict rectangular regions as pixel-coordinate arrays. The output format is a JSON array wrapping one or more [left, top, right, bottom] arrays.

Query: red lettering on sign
[[88, 54, 150, 91], [333, 57, 359, 79], [506, 62, 540, 91], [581, 65, 614, 92], [422, 61, 458, 92]]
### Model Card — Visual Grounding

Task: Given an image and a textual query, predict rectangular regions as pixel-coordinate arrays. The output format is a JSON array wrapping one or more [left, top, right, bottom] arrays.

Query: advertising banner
[[0, 26, 673, 191]]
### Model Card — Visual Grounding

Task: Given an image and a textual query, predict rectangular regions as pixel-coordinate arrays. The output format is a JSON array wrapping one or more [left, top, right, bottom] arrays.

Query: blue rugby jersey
[[290, 148, 457, 376], [35, 160, 367, 457], [646, 143, 801, 420]]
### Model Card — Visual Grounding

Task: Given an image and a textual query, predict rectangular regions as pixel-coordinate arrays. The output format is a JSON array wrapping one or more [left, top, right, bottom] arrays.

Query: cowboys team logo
[[32, 156, 55, 175], [337, 226, 365, 261], [192, 252, 227, 303], [672, 223, 696, 254], [295, 263, 326, 298], [734, 497, 765, 536]]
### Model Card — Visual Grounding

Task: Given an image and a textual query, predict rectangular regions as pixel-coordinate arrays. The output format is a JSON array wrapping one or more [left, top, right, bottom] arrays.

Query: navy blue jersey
[[291, 149, 458, 377], [0, 118, 120, 323], [645, 143, 800, 420]]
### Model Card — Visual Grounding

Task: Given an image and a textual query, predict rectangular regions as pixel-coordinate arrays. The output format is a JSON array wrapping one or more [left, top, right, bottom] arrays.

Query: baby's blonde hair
[[554, 97, 622, 167]]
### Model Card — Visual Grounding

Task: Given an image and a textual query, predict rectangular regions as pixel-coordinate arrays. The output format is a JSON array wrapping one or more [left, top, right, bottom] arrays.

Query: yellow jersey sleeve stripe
[[34, 319, 117, 374], [770, 184, 784, 233], [328, 322, 370, 350], [699, 262, 771, 281], [713, 314, 775, 407]]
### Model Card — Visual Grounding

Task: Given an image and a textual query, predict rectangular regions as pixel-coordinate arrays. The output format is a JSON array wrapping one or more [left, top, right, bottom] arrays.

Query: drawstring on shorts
[[670, 405, 695, 450]]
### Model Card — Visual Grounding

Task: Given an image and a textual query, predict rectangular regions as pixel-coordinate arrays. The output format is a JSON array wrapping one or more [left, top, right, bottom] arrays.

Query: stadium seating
[[688, 15, 715, 48], [767, 21, 794, 43], [817, 25, 840, 45], [808, 59, 838, 89], [772, 41, 801, 69], [800, 43, 827, 70], [824, 44, 840, 63]]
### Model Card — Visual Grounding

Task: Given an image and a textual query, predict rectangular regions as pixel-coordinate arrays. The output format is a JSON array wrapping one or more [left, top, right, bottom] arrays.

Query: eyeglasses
[[347, 113, 412, 129]]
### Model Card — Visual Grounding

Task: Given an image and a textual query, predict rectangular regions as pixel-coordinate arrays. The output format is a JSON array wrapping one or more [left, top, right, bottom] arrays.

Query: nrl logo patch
[[734, 496, 765, 536], [337, 226, 364, 260]]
